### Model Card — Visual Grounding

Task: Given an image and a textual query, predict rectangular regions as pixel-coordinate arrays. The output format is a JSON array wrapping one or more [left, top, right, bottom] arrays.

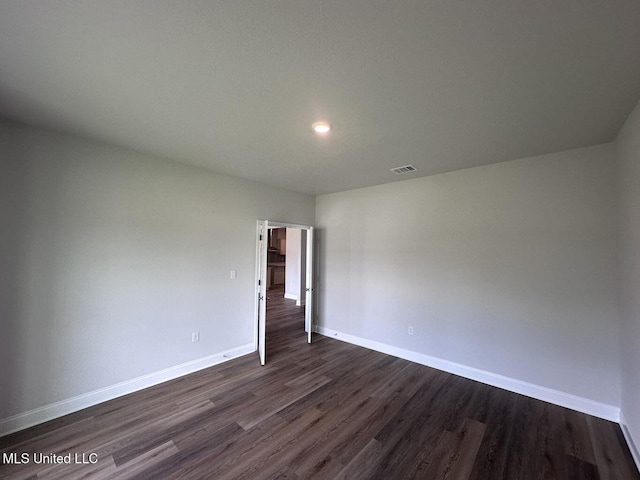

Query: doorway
[[255, 221, 314, 365]]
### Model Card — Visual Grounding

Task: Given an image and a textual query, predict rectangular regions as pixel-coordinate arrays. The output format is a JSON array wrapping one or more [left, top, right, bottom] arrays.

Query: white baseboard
[[284, 293, 306, 306], [620, 411, 640, 473], [0, 343, 254, 437], [314, 326, 620, 422]]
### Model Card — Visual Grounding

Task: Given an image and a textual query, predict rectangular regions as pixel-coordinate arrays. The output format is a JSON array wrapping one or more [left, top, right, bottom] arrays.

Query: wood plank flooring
[[1, 287, 638, 479]]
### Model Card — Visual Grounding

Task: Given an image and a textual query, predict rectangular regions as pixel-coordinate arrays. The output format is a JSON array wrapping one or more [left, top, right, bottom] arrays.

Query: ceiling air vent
[[390, 164, 417, 175]]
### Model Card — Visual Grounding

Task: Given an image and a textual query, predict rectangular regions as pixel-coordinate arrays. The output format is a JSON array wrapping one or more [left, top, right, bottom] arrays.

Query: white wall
[[0, 120, 315, 424], [285, 228, 302, 301], [617, 98, 640, 460], [284, 228, 308, 305], [316, 144, 620, 408]]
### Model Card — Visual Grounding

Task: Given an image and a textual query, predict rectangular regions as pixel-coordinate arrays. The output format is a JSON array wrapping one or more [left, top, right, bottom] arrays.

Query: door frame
[[254, 220, 315, 365]]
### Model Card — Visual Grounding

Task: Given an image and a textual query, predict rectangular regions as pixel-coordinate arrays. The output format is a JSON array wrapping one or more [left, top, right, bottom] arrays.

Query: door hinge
[[260, 234, 263, 241], [258, 279, 261, 286]]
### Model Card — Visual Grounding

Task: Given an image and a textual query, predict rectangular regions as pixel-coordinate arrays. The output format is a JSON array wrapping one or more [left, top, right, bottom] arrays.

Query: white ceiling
[[1, 1, 639, 196]]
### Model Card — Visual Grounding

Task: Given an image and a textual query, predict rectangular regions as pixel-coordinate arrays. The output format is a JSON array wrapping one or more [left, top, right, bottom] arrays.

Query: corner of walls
[[620, 411, 640, 474], [615, 97, 640, 475]]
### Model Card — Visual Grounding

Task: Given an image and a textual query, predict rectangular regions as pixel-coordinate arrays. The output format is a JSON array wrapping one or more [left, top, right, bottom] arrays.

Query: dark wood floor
[[1, 288, 638, 480]]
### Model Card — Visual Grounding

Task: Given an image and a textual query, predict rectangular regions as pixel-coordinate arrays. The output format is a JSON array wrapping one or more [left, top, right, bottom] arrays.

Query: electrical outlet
[[408, 326, 414, 336], [192, 332, 200, 342], [230, 270, 237, 279]]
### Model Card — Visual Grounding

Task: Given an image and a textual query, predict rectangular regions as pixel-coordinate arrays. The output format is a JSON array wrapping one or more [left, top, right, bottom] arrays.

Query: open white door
[[305, 227, 314, 343], [256, 221, 314, 361], [257, 220, 268, 365]]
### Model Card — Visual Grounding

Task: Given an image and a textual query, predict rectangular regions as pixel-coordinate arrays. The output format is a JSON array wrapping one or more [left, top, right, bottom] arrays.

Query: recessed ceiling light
[[312, 121, 332, 134]]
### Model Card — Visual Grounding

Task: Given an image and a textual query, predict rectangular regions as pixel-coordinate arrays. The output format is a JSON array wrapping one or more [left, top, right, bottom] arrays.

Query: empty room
[[1, 1, 640, 479]]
